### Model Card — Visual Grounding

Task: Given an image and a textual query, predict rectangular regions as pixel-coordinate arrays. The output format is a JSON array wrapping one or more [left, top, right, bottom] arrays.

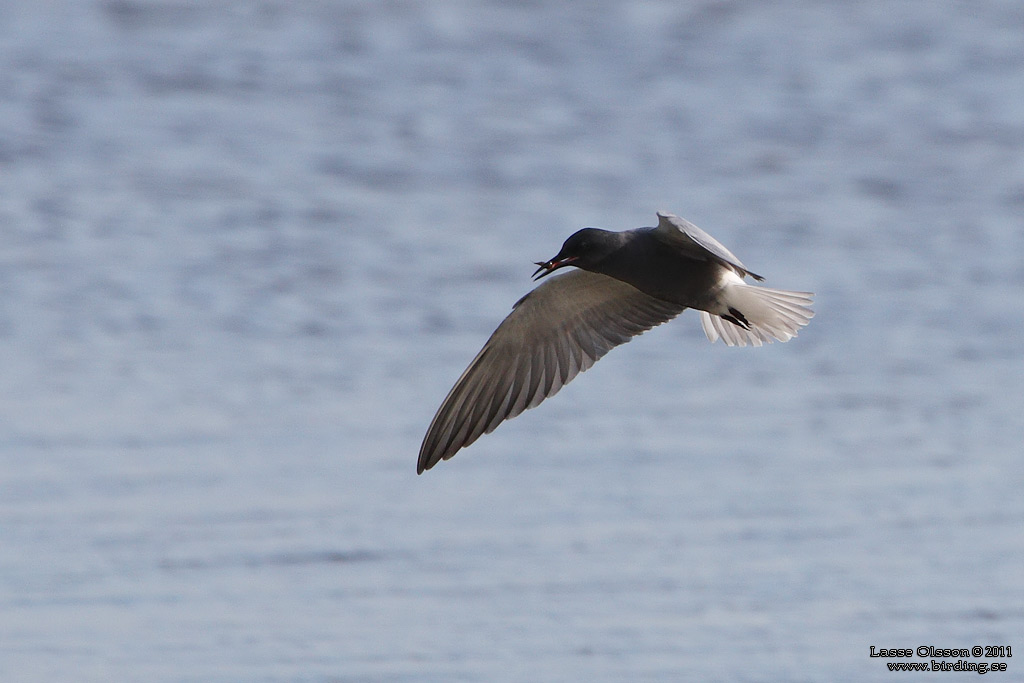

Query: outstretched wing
[[653, 211, 764, 281], [418, 270, 685, 473]]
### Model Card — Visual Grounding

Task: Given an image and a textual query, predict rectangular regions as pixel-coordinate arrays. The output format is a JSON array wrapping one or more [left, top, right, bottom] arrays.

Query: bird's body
[[573, 227, 731, 308], [418, 212, 814, 473]]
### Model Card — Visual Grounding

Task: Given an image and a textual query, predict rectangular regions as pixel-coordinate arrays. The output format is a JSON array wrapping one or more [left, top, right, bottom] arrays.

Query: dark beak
[[532, 256, 576, 280]]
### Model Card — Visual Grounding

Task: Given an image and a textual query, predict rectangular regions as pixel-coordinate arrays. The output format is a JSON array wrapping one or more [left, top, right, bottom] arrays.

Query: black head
[[532, 228, 619, 280]]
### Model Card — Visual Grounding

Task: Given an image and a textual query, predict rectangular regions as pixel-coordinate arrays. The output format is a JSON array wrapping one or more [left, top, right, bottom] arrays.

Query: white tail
[[700, 280, 814, 347]]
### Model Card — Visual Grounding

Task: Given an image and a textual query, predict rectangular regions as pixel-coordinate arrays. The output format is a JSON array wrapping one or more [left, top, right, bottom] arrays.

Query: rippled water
[[1, 2, 1022, 681]]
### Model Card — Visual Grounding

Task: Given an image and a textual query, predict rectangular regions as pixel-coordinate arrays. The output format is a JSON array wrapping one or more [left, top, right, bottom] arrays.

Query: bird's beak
[[532, 261, 554, 279], [532, 256, 576, 280]]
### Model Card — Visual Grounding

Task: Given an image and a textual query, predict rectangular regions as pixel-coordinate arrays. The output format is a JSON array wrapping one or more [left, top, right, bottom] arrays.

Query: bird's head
[[532, 228, 619, 280]]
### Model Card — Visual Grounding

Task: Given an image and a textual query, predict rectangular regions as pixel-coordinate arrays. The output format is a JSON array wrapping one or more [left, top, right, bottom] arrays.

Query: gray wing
[[653, 212, 764, 281], [418, 270, 685, 473]]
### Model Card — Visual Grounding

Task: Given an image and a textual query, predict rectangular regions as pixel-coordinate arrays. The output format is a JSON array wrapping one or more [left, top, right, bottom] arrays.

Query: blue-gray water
[[2, 2, 1022, 681]]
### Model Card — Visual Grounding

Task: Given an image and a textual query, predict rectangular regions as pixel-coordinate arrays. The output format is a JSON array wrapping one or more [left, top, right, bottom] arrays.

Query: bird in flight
[[418, 212, 813, 473]]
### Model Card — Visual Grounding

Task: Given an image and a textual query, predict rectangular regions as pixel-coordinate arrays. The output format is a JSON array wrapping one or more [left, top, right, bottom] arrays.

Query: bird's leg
[[723, 307, 751, 330]]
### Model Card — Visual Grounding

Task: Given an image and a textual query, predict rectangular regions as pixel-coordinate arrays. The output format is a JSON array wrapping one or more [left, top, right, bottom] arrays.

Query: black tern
[[418, 212, 813, 473]]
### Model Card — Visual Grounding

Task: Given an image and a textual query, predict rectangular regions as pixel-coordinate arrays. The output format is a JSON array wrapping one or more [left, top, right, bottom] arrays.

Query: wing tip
[[417, 443, 439, 474]]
